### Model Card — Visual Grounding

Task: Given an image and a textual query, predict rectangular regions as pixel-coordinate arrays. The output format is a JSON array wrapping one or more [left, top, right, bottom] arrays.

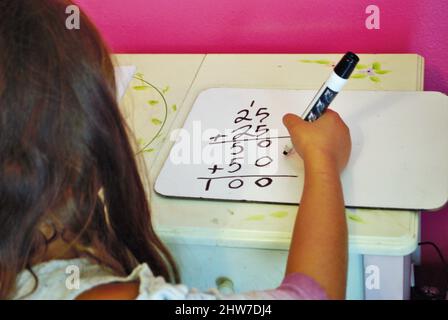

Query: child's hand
[[283, 110, 351, 173]]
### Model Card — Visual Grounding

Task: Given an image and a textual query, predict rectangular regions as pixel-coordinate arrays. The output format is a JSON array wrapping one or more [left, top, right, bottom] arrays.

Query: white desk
[[116, 54, 423, 299]]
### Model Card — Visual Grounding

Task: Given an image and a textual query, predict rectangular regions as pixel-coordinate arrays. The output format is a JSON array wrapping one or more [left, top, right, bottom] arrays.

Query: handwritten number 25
[[234, 109, 252, 124]]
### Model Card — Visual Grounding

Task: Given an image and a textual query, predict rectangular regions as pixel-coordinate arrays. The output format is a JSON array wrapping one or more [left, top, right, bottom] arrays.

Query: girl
[[0, 0, 350, 300]]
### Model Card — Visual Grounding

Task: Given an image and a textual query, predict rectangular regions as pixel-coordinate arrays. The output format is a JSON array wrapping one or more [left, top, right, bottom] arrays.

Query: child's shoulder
[[13, 258, 196, 300], [13, 258, 130, 300], [76, 281, 139, 300]]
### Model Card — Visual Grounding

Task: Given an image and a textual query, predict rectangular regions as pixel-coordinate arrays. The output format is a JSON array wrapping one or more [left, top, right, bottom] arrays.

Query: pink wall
[[74, 0, 448, 264]]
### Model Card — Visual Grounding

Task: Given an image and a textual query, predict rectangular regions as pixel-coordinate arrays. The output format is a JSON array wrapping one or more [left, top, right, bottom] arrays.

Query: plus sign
[[208, 165, 224, 174], [209, 134, 227, 143]]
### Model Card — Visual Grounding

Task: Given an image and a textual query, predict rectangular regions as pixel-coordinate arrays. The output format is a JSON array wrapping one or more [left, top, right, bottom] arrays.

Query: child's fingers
[[282, 113, 306, 132], [314, 109, 337, 122], [317, 109, 344, 124], [319, 109, 350, 133]]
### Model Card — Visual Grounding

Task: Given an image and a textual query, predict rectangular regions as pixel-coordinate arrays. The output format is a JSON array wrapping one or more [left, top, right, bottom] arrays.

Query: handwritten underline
[[197, 174, 298, 180], [208, 136, 291, 145]]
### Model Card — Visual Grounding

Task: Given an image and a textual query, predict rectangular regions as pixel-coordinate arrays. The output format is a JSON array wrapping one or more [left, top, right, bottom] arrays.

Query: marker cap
[[333, 52, 360, 79]]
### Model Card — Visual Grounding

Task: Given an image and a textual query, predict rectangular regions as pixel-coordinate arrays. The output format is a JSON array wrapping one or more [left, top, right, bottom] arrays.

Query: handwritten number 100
[[228, 177, 273, 189]]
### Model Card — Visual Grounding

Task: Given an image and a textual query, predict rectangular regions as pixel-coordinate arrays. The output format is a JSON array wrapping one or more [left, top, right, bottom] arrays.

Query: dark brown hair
[[0, 0, 179, 299]]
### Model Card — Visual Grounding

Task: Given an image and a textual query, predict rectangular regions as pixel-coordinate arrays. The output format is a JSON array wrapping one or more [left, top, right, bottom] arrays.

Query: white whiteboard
[[155, 88, 448, 210]]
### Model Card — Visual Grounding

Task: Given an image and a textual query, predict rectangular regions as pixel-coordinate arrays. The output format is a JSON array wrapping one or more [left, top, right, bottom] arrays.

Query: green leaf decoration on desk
[[315, 59, 332, 65], [375, 70, 391, 75], [246, 214, 265, 221], [245, 211, 289, 221], [270, 211, 288, 218], [299, 59, 335, 68], [355, 64, 369, 70], [162, 86, 170, 94], [151, 118, 162, 125], [133, 85, 150, 91], [148, 100, 159, 106], [132, 72, 173, 154], [352, 73, 368, 79], [299, 59, 392, 83], [352, 62, 391, 83], [372, 62, 381, 70], [348, 214, 365, 223]]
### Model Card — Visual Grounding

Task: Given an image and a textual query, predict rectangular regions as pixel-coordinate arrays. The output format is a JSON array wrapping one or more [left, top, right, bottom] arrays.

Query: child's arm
[[283, 110, 351, 300], [76, 110, 351, 301]]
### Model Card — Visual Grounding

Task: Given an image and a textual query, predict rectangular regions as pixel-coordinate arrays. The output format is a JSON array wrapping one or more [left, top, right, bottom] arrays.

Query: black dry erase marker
[[283, 52, 359, 155]]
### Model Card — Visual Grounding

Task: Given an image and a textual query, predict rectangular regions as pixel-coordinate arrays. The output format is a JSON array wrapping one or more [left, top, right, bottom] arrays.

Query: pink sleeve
[[220, 273, 328, 300], [272, 273, 328, 300]]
